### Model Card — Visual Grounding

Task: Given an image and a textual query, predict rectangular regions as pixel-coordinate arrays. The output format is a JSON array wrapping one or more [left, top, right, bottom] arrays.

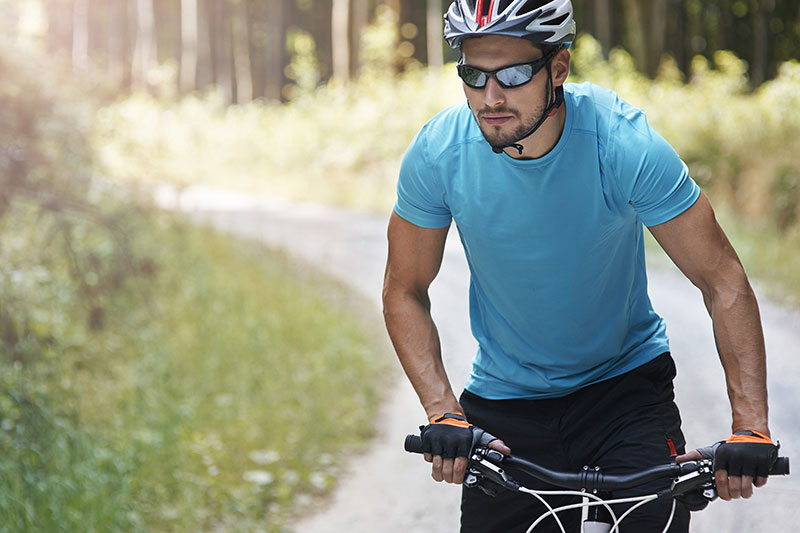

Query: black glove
[[713, 430, 779, 478], [420, 412, 473, 459]]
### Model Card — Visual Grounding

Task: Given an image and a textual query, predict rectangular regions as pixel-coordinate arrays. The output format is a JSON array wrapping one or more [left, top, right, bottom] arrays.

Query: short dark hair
[[537, 43, 560, 57]]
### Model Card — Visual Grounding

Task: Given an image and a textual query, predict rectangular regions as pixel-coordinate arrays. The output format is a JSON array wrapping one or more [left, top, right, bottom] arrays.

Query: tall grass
[[0, 208, 388, 532]]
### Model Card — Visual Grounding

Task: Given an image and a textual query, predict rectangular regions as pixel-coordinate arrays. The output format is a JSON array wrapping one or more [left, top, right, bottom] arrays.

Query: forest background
[[1, 0, 799, 532]]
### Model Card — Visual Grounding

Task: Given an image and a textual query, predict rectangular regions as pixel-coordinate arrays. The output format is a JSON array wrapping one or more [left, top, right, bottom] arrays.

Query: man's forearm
[[383, 288, 462, 418], [706, 278, 769, 435]]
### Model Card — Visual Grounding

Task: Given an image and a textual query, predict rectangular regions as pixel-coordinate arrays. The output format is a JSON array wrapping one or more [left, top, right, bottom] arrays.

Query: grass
[[0, 210, 389, 532]]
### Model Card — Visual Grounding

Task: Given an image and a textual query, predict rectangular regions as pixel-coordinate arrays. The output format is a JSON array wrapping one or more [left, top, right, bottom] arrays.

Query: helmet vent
[[497, 0, 514, 12], [517, 0, 546, 15], [543, 13, 569, 26]]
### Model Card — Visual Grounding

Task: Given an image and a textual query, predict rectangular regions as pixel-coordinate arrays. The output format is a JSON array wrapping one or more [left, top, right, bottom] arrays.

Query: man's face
[[460, 35, 551, 149]]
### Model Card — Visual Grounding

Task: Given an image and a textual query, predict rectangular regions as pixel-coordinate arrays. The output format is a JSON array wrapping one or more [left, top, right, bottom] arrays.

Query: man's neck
[[503, 102, 567, 160]]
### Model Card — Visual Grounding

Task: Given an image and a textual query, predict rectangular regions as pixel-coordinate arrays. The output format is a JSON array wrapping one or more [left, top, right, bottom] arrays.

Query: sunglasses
[[457, 49, 557, 90]]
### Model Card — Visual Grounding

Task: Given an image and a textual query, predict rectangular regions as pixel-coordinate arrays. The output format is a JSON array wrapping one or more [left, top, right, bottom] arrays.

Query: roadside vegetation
[[95, 34, 800, 304], [1, 43, 386, 532]]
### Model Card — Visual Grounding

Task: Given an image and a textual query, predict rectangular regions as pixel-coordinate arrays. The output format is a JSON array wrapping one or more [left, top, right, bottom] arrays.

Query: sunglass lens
[[495, 64, 534, 88], [458, 65, 487, 88]]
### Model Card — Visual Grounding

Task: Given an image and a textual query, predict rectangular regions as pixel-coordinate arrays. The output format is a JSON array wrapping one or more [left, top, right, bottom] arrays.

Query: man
[[382, 1, 778, 531]]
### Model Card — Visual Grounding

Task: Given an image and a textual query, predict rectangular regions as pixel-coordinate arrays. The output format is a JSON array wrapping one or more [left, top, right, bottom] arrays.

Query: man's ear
[[551, 49, 571, 86]]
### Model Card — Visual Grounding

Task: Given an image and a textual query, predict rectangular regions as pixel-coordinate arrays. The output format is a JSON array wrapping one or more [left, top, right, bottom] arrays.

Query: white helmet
[[444, 0, 576, 48]]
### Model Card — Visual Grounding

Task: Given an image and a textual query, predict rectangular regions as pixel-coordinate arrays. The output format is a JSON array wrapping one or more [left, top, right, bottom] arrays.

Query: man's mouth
[[481, 114, 513, 126]]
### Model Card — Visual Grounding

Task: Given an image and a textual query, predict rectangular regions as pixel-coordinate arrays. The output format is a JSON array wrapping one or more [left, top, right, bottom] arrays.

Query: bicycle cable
[[519, 488, 676, 533]]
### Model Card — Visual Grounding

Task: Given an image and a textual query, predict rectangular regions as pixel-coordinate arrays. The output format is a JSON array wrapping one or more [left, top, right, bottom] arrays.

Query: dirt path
[[156, 184, 800, 532]]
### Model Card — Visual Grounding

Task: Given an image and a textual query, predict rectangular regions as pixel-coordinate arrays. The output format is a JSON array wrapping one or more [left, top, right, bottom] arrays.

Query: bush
[[95, 35, 800, 232]]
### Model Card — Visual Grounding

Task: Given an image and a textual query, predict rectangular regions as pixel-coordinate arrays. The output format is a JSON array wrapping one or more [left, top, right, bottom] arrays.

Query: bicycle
[[404, 429, 790, 533]]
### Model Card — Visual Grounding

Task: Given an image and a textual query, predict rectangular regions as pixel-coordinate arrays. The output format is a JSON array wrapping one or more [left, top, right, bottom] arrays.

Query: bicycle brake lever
[[469, 448, 520, 491], [668, 459, 716, 501]]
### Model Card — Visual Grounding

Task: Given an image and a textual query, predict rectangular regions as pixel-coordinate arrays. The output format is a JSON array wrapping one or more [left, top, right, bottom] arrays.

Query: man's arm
[[382, 212, 459, 418], [382, 212, 468, 483], [648, 191, 770, 500], [383, 212, 511, 484]]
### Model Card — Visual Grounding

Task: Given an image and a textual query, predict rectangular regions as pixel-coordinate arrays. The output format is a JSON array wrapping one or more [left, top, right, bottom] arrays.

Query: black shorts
[[460, 353, 690, 533]]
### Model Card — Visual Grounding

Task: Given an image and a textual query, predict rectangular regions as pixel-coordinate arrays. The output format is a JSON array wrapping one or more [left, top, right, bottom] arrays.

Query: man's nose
[[483, 77, 505, 108]]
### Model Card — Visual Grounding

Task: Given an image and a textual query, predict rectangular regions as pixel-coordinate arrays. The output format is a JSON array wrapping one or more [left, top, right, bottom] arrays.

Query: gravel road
[[156, 184, 800, 532]]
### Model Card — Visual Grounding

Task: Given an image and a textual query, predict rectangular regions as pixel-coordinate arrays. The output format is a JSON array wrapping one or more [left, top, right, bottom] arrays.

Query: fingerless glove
[[420, 412, 473, 459]]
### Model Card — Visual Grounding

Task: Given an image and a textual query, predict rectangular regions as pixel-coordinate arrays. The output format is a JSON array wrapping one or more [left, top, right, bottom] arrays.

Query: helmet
[[444, 0, 576, 48]]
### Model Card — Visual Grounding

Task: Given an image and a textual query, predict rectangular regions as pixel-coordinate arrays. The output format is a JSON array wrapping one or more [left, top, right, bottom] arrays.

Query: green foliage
[[1, 41, 387, 532], [0, 366, 140, 532], [285, 28, 321, 98], [93, 63, 463, 212]]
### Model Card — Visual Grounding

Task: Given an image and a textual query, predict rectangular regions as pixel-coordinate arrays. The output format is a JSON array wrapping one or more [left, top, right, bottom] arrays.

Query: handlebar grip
[[405, 434, 423, 454], [772, 457, 790, 476]]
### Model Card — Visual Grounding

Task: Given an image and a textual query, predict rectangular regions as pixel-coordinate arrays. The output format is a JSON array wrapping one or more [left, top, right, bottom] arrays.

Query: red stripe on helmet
[[475, 0, 485, 26], [476, 0, 496, 27], [485, 0, 496, 25]]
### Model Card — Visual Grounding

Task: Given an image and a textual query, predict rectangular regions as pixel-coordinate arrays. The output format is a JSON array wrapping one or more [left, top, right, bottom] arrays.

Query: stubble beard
[[475, 101, 547, 149]]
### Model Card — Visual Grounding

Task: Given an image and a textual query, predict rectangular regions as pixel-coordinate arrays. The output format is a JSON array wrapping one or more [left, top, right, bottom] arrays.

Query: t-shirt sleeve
[[394, 126, 452, 229], [610, 105, 700, 227]]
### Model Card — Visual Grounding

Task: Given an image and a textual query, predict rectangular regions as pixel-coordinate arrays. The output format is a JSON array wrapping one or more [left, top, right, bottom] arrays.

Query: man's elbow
[[703, 263, 758, 312]]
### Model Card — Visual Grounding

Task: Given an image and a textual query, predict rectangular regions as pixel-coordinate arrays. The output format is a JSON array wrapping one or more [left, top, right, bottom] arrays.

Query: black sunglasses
[[457, 49, 557, 90]]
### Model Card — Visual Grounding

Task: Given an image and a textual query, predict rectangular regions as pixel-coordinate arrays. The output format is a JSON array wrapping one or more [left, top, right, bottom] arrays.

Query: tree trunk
[[752, 0, 774, 86], [106, 1, 129, 86], [132, 0, 156, 88], [196, 0, 214, 90], [231, 0, 253, 103], [180, 0, 198, 93], [47, 0, 73, 57], [332, 0, 350, 82], [427, 0, 443, 68], [212, 0, 234, 103], [622, 0, 648, 75], [72, 0, 89, 72], [264, 0, 287, 100], [351, 0, 368, 75], [247, 0, 264, 98], [648, 0, 667, 74], [594, 0, 612, 57]]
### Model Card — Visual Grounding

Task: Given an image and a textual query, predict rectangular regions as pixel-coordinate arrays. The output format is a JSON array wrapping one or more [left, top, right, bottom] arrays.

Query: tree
[[427, 0, 444, 68], [592, 0, 613, 57], [263, 0, 288, 100], [180, 0, 198, 94], [332, 0, 350, 82], [351, 0, 368, 75], [231, 0, 253, 103], [72, 0, 89, 72], [132, 0, 157, 88]]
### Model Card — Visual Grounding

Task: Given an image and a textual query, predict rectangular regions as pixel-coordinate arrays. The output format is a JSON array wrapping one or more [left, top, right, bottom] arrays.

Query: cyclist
[[381, 1, 779, 532]]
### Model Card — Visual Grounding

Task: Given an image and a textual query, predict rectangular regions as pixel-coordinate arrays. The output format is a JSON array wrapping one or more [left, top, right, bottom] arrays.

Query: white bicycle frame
[[518, 486, 677, 533]]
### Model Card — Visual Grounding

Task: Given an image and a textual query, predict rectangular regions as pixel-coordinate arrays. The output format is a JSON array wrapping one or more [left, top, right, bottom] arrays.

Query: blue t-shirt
[[394, 82, 700, 400]]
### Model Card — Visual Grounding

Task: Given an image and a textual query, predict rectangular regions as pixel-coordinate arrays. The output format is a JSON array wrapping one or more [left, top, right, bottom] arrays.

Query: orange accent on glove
[[429, 412, 470, 428], [726, 430, 774, 445]]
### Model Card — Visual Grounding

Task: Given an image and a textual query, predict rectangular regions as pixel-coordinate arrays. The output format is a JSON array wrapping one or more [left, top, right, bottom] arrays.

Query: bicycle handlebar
[[404, 434, 790, 494]]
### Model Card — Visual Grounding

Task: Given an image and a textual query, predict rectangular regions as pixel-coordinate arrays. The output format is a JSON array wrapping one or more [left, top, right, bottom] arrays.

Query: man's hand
[[676, 430, 778, 501], [420, 413, 511, 484]]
